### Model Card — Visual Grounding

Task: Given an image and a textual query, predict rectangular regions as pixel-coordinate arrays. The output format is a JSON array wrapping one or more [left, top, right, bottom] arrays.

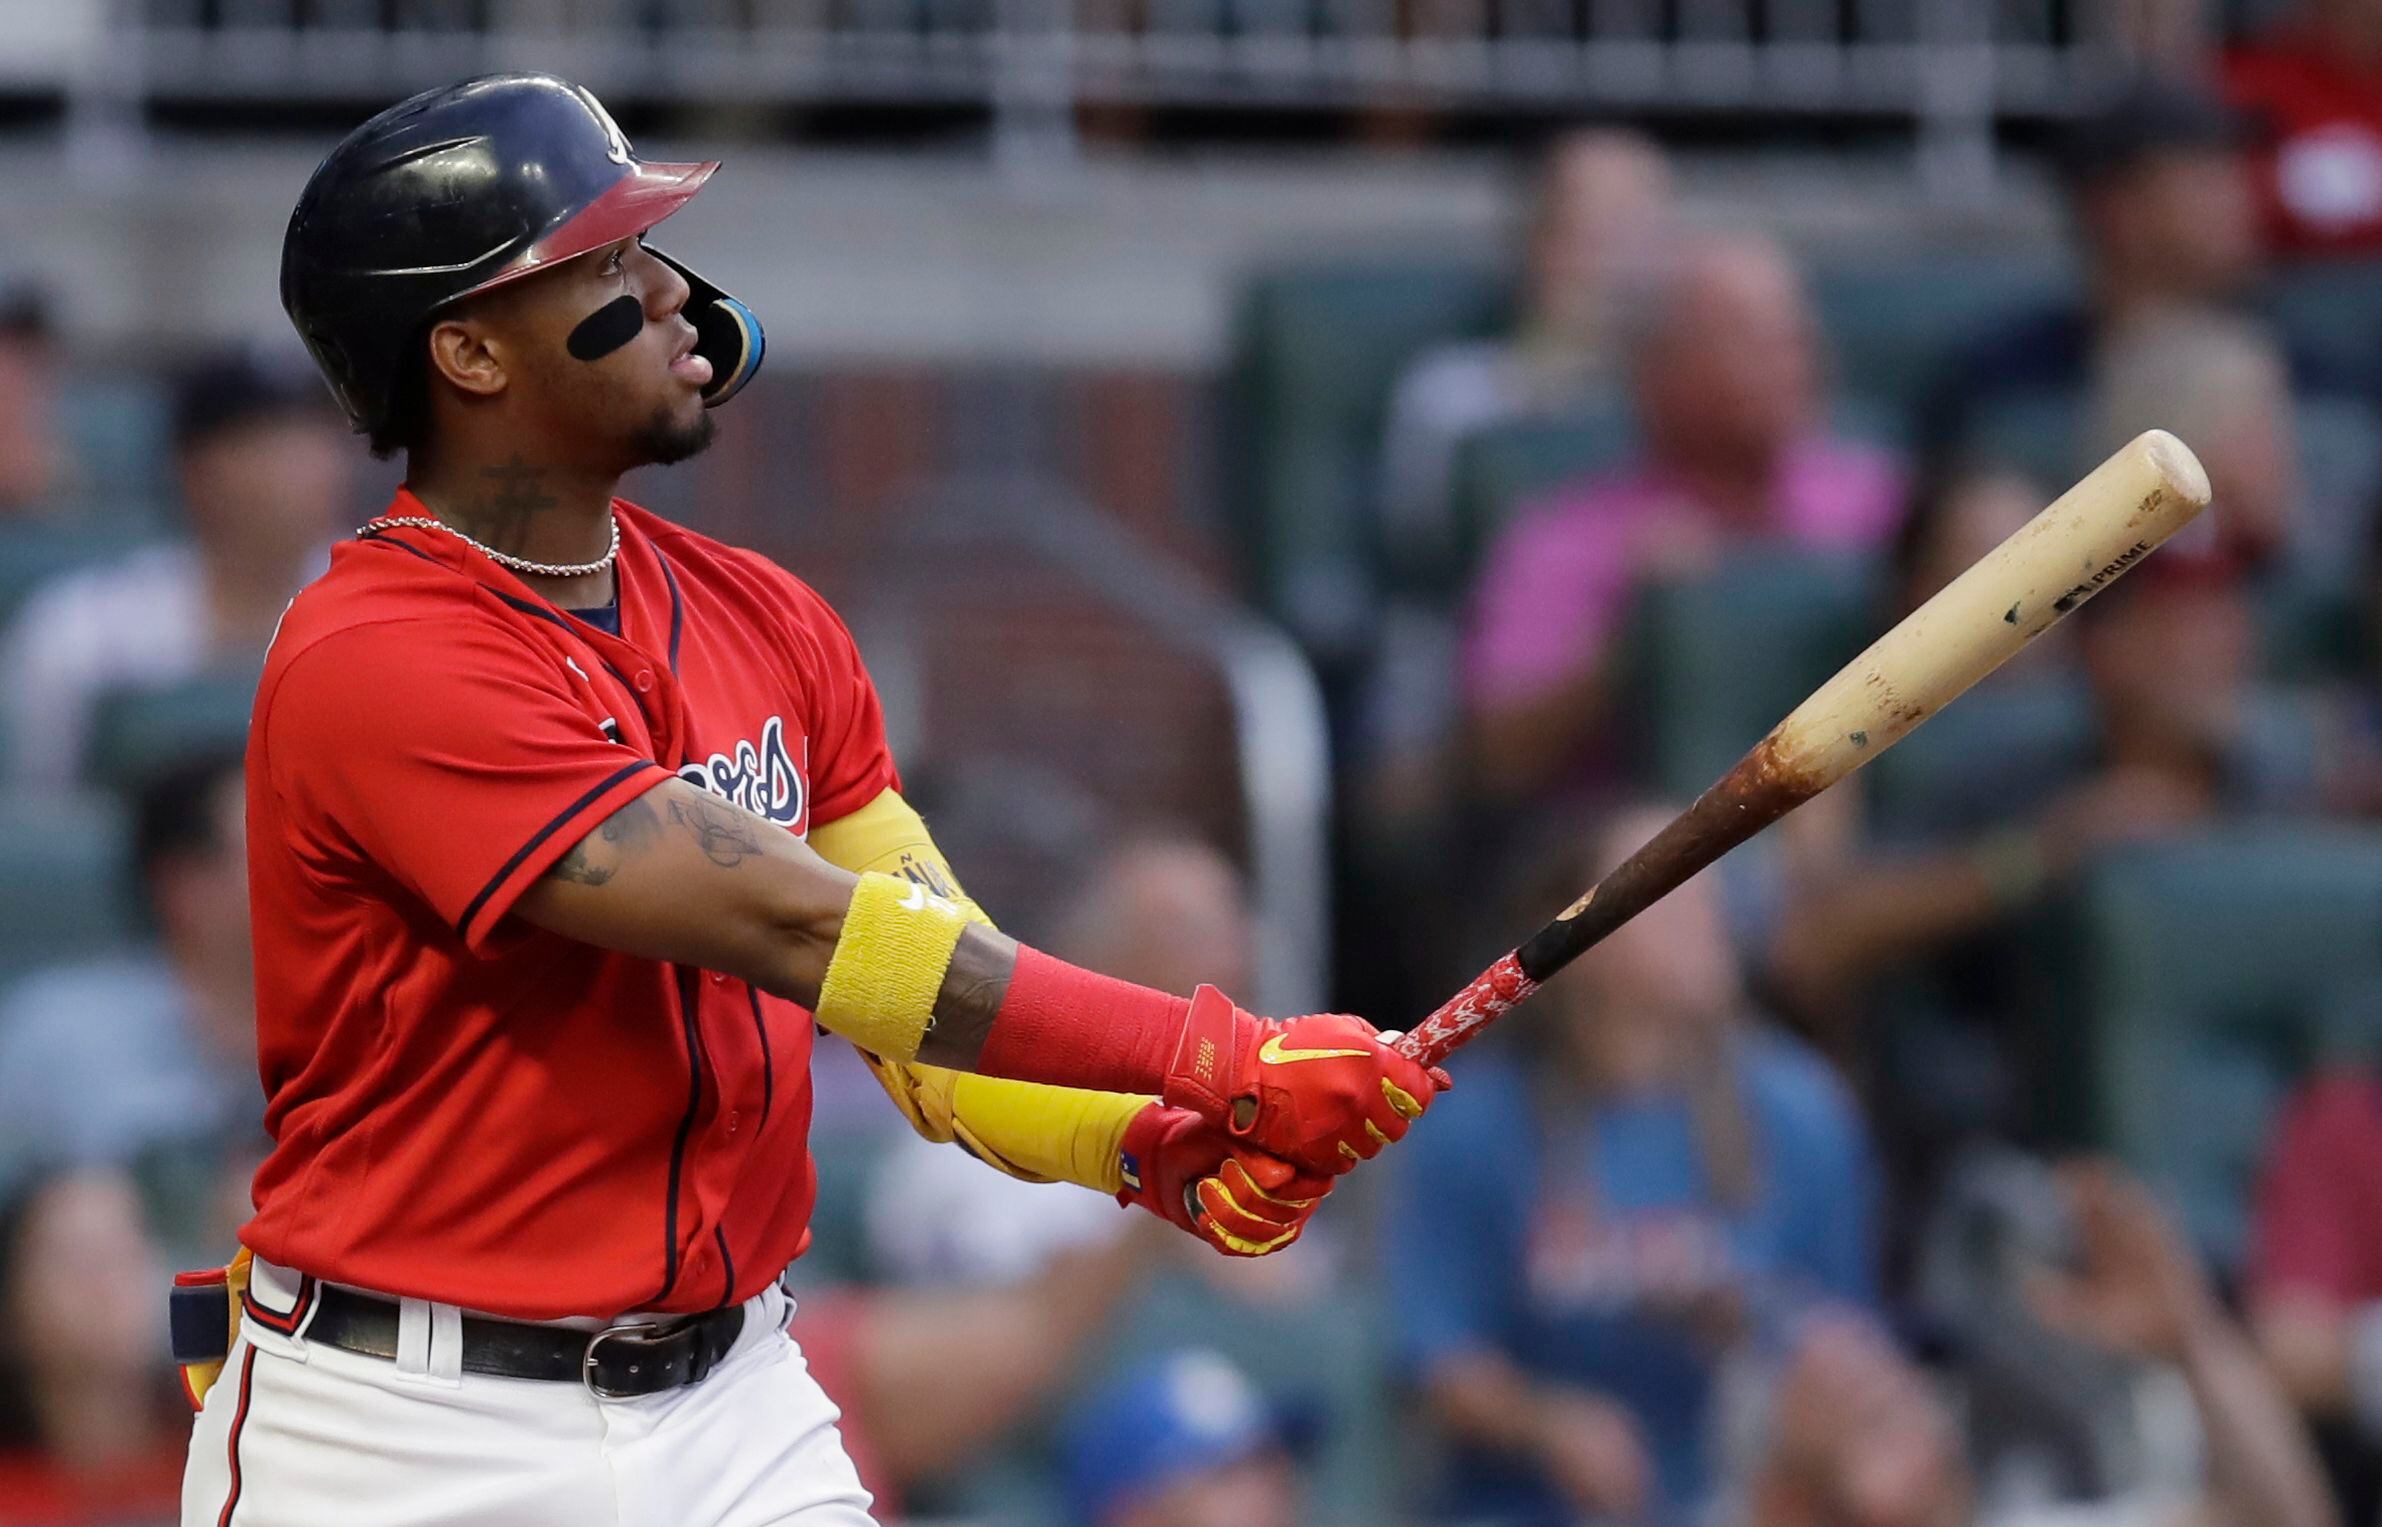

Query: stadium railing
[[99, 0, 2133, 181], [852, 472, 1333, 1015]]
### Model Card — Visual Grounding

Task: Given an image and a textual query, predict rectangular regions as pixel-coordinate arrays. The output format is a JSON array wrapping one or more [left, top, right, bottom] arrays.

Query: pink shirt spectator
[[1463, 438, 1905, 711]]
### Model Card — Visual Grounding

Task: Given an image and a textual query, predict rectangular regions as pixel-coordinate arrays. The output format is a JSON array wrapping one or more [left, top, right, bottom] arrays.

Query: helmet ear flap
[[649, 247, 764, 408]]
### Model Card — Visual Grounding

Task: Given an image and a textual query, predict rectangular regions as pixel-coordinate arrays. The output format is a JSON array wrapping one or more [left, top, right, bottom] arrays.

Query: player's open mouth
[[668, 329, 712, 386]]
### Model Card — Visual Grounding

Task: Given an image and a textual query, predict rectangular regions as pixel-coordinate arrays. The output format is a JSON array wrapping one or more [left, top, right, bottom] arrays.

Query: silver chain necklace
[[358, 514, 621, 579]]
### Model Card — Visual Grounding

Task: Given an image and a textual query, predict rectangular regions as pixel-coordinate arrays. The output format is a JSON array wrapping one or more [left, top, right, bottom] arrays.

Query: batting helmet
[[279, 72, 765, 440]]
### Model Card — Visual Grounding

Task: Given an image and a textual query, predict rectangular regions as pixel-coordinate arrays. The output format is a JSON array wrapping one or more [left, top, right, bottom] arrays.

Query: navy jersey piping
[[453, 760, 662, 942], [652, 963, 707, 1304], [745, 986, 776, 1128]]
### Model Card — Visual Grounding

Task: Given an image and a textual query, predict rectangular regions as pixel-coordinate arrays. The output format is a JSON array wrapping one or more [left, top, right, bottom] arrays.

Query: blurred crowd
[[5, 4, 2382, 1526]]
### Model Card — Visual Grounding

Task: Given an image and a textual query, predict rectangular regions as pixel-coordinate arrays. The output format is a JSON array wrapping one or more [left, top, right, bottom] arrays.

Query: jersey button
[[634, 669, 656, 692], [725, 1110, 742, 1136]]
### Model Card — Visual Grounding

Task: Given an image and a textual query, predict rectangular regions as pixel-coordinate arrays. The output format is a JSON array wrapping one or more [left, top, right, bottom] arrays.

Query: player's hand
[[1116, 1103, 1329, 1257], [1161, 988, 1449, 1178]]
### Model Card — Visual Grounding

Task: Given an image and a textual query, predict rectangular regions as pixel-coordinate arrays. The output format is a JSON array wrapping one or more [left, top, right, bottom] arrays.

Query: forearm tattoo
[[547, 794, 662, 885], [665, 792, 764, 868], [542, 786, 766, 887]]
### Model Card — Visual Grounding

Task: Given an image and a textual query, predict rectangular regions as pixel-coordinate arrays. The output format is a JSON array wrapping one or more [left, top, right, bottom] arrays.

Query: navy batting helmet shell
[[280, 72, 764, 438]]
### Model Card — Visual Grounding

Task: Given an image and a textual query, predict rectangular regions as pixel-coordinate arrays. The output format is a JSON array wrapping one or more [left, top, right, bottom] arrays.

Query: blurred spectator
[[1058, 1350, 1303, 1527], [1757, 468, 2077, 1033], [1378, 129, 1676, 549], [0, 285, 60, 518], [0, 1166, 185, 1527], [863, 832, 1251, 1286], [1387, 803, 1878, 1522], [1044, 834, 1257, 1001], [2092, 311, 2301, 569], [0, 345, 345, 791], [1461, 230, 1904, 801], [799, 833, 1267, 1516], [1773, 545, 2297, 1024], [2247, 1063, 2382, 1514], [1739, 1164, 2335, 1527], [793, 1230, 1155, 1520], [2227, 0, 2382, 258], [1919, 81, 2264, 464], [0, 750, 262, 1263], [1942, 553, 2292, 835]]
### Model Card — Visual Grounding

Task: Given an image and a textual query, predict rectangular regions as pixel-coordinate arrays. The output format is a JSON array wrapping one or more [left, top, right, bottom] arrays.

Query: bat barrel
[[1397, 431, 2212, 1069], [1765, 429, 2211, 788]]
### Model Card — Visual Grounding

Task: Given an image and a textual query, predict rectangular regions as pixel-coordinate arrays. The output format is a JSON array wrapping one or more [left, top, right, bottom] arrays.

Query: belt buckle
[[582, 1321, 665, 1401]]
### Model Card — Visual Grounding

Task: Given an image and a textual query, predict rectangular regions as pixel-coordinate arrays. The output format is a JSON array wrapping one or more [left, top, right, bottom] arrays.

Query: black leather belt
[[302, 1285, 746, 1399]]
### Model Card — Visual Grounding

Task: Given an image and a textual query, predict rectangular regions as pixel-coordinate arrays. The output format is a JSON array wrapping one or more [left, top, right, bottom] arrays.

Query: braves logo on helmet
[[566, 82, 634, 167]]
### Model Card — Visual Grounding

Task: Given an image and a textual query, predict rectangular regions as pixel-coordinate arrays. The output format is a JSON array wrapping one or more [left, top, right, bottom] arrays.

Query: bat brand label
[[2052, 539, 2153, 614]]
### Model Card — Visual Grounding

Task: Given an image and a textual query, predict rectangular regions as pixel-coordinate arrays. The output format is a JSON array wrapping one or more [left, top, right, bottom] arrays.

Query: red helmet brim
[[462, 157, 719, 299]]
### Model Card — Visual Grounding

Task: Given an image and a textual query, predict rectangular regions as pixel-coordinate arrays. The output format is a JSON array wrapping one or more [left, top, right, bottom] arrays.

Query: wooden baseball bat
[[1394, 429, 2213, 1068]]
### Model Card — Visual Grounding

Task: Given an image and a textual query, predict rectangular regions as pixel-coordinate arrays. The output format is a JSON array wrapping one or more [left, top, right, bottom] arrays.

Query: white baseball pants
[[182, 1259, 877, 1527]]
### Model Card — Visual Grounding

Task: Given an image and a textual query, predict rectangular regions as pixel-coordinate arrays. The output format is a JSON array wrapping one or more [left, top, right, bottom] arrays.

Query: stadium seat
[[1621, 549, 1884, 798], [2265, 256, 2382, 396], [0, 791, 135, 972], [1866, 681, 2329, 842], [1807, 253, 2073, 419], [0, 520, 148, 625], [1424, 393, 1902, 611], [1864, 680, 2094, 839], [1225, 260, 1509, 660], [1950, 387, 2083, 489], [2263, 392, 2382, 678], [80, 668, 261, 794], [55, 371, 173, 525], [1064, 1265, 1401, 1523], [1424, 399, 1636, 600], [2046, 827, 2382, 1265]]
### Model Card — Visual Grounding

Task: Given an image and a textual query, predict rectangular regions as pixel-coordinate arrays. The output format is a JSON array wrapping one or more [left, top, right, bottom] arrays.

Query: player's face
[[497, 236, 716, 471]]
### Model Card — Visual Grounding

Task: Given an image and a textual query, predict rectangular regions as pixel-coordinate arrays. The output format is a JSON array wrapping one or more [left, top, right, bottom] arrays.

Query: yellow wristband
[[813, 872, 970, 1062]]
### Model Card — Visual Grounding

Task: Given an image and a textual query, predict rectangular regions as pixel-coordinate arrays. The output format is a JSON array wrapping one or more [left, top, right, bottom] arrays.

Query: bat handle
[[1392, 951, 1539, 1068]]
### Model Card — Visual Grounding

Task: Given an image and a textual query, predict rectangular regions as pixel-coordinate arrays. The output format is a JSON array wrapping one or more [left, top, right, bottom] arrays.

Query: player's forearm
[[838, 897, 1187, 1089], [521, 780, 1194, 1086], [516, 778, 856, 997]]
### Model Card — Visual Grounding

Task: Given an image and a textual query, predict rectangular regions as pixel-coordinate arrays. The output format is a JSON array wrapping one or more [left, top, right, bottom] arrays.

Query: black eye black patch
[[566, 295, 643, 362]]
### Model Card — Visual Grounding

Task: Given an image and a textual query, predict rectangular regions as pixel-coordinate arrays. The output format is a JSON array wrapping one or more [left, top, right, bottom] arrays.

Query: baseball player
[[174, 73, 1445, 1527]]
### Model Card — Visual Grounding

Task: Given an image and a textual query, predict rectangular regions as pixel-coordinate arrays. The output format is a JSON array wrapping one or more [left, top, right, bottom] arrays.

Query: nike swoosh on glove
[[1161, 989, 1450, 1178]]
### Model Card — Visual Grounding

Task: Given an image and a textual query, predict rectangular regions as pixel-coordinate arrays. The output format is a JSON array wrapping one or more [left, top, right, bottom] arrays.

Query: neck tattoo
[[360, 454, 619, 579]]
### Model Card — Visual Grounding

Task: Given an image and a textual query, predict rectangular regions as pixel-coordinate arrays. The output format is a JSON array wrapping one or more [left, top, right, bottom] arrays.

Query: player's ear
[[424, 317, 509, 402]]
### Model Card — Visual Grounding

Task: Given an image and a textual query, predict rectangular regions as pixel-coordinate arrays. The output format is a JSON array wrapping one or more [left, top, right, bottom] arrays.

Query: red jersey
[[241, 492, 897, 1319], [2227, 31, 2382, 257]]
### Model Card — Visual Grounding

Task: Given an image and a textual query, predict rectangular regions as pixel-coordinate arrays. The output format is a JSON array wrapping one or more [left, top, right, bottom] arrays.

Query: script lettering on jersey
[[678, 716, 809, 837]]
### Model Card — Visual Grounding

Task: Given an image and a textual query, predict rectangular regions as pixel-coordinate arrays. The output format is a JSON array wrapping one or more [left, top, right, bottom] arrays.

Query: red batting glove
[[1161, 988, 1450, 1178], [1117, 1104, 1330, 1258]]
